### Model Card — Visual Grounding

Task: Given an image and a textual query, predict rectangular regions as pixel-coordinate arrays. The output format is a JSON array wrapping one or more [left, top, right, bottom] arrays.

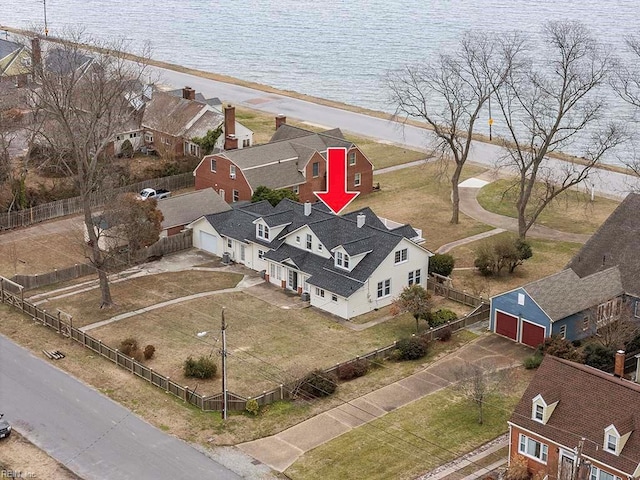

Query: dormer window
[[257, 223, 270, 240], [604, 425, 621, 455], [335, 251, 350, 270], [606, 433, 617, 453], [531, 394, 558, 425], [534, 404, 544, 422]]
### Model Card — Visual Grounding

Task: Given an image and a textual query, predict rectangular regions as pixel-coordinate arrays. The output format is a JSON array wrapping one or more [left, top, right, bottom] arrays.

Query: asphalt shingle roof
[[523, 267, 624, 321], [567, 193, 640, 298], [0, 38, 21, 62], [159, 188, 230, 230], [511, 355, 640, 475], [142, 91, 211, 137], [202, 199, 425, 297]]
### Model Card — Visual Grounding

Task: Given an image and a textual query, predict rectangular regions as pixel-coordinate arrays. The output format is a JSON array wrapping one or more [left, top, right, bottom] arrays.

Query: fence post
[[41, 309, 46, 326], [131, 357, 135, 374], [149, 367, 153, 383], [98, 339, 102, 355], [115, 349, 120, 367], [184, 386, 189, 402], [280, 384, 284, 401], [57, 311, 61, 334], [166, 377, 170, 393]]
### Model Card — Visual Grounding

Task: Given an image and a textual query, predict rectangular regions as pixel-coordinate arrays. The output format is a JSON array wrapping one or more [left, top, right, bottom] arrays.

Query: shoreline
[[1, 24, 637, 180]]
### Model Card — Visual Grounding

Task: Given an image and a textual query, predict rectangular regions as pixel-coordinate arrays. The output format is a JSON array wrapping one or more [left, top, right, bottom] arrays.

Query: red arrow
[[314, 148, 360, 215]]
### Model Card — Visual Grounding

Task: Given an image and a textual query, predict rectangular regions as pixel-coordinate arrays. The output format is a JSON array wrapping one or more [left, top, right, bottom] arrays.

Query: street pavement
[[0, 334, 244, 480], [153, 66, 640, 200]]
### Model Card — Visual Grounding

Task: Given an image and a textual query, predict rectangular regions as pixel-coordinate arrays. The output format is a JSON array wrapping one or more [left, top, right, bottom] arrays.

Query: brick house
[[193, 122, 374, 204], [509, 354, 640, 480]]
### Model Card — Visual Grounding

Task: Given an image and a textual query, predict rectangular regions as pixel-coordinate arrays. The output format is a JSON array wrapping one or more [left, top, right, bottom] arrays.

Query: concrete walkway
[[436, 228, 506, 254], [237, 334, 531, 473]]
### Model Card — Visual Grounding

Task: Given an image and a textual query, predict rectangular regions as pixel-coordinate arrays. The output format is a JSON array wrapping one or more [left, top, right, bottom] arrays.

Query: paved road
[[153, 66, 640, 200], [0, 334, 242, 480]]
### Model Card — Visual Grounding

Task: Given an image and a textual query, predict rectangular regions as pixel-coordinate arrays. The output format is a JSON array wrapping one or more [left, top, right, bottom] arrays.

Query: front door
[[558, 453, 574, 480], [288, 270, 298, 290]]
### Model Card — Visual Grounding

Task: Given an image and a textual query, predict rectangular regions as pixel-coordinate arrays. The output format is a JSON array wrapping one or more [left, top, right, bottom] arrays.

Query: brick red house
[[509, 354, 640, 480], [193, 122, 374, 204]]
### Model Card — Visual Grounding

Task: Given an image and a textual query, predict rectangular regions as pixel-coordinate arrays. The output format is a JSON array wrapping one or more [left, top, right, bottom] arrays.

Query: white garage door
[[199, 231, 218, 254]]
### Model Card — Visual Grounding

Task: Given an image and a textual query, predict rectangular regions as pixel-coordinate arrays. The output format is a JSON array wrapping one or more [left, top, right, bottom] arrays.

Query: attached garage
[[199, 231, 219, 255], [495, 311, 518, 341], [521, 320, 545, 348]]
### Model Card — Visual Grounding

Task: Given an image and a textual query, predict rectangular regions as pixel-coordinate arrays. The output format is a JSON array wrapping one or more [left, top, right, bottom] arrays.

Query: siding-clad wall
[[490, 288, 552, 339]]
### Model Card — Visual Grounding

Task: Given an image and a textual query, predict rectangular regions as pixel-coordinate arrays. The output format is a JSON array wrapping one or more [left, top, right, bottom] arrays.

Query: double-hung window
[[306, 234, 312, 250], [518, 434, 548, 463], [394, 248, 408, 264], [590, 467, 620, 480], [257, 223, 270, 240], [408, 269, 421, 286], [377, 279, 391, 298]]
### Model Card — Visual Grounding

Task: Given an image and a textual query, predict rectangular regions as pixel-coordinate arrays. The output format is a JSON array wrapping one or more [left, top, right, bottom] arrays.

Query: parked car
[[0, 414, 11, 439], [138, 188, 170, 200]]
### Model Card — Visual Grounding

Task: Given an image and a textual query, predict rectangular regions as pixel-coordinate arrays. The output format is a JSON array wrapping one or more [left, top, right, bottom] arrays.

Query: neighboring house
[[490, 193, 640, 347], [137, 87, 252, 158], [193, 122, 374, 204], [509, 354, 640, 480], [157, 188, 230, 237], [84, 214, 128, 251], [0, 37, 31, 85], [187, 199, 430, 319]]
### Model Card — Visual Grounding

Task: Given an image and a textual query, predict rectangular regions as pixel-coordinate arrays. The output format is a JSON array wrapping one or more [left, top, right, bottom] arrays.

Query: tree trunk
[[82, 199, 113, 308], [450, 165, 463, 224]]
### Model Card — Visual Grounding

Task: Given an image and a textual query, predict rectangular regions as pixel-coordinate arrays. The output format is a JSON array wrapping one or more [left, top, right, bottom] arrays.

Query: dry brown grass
[[40, 270, 243, 327], [449, 234, 582, 297], [0, 431, 80, 480], [346, 161, 493, 251]]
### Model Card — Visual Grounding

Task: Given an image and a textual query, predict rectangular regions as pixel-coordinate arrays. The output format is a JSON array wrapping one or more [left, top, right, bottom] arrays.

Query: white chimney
[[304, 202, 312, 216], [357, 213, 366, 228]]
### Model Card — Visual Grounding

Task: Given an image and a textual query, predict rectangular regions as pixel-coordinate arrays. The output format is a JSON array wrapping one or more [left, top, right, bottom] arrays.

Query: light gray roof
[[0, 38, 22, 62], [242, 162, 306, 190], [159, 188, 230, 229], [142, 91, 207, 137], [523, 267, 624, 321], [184, 110, 224, 139]]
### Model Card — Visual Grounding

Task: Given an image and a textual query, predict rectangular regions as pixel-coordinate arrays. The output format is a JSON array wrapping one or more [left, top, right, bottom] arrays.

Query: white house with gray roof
[[187, 199, 430, 319]]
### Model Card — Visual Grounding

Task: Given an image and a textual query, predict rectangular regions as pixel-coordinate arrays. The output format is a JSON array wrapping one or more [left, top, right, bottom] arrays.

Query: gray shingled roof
[[242, 161, 305, 190], [159, 188, 230, 230], [45, 47, 92, 75], [142, 91, 208, 137], [523, 267, 624, 321], [184, 110, 224, 139], [0, 38, 21, 62], [567, 193, 640, 297]]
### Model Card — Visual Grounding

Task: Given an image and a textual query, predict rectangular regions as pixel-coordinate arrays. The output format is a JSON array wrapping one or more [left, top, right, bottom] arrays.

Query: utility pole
[[488, 94, 493, 141], [43, 0, 49, 36], [221, 308, 228, 421]]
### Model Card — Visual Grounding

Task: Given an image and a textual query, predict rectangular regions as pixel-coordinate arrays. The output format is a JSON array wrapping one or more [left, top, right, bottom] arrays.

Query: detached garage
[[495, 311, 518, 341], [521, 320, 545, 348]]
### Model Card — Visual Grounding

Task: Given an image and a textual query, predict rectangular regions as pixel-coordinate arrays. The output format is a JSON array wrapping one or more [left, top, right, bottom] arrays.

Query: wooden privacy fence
[[0, 172, 194, 230], [10, 230, 193, 291], [0, 276, 489, 412], [426, 281, 484, 307]]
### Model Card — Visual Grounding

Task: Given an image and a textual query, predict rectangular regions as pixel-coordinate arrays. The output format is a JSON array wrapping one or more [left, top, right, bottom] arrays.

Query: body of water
[[2, 1, 638, 161]]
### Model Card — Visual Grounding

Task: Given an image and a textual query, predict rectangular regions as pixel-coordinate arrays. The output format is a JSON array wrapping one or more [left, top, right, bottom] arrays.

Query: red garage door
[[521, 321, 545, 348], [495, 311, 518, 340]]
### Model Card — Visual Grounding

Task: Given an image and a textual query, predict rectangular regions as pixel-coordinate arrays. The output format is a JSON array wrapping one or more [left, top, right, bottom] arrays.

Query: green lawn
[[286, 370, 531, 480], [476, 179, 619, 235]]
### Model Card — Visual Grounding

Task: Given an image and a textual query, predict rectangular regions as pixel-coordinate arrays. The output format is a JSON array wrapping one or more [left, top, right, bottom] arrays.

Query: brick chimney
[[614, 350, 625, 377], [224, 105, 238, 150], [182, 86, 196, 101], [31, 37, 42, 70], [275, 114, 287, 130]]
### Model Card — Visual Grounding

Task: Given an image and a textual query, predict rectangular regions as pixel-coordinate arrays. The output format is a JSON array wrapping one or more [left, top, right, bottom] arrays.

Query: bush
[[120, 139, 134, 158], [438, 326, 452, 342], [336, 359, 370, 381], [120, 337, 139, 356], [184, 356, 218, 379], [504, 454, 530, 480], [523, 353, 543, 369], [143, 344, 156, 360], [396, 337, 429, 361], [537, 336, 584, 363], [245, 398, 260, 416], [425, 308, 457, 328], [299, 369, 338, 398], [474, 235, 533, 276], [583, 343, 616, 371], [428, 253, 455, 277], [131, 348, 144, 363]]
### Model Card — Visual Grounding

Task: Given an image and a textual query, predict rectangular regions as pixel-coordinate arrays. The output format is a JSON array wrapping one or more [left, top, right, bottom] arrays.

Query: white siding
[[189, 219, 224, 256], [282, 226, 331, 259]]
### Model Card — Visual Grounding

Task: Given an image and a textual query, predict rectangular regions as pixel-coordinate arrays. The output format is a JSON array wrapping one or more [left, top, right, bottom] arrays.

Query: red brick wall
[[298, 152, 327, 203], [194, 154, 252, 203], [347, 147, 374, 196], [509, 427, 558, 479]]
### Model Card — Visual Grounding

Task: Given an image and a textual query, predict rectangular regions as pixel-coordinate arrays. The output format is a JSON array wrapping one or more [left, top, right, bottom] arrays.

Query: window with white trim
[[354, 172, 361, 187], [242, 138, 250, 148], [306, 234, 312, 250], [210, 158, 217, 172], [605, 430, 619, 454], [145, 132, 153, 143], [258, 250, 264, 259], [232, 189, 239, 202], [518, 293, 525, 306], [348, 151, 356, 166], [331, 294, 338, 302], [408, 269, 421, 286], [240, 245, 245, 261], [312, 162, 319, 177], [295, 235, 300, 245], [257, 223, 270, 240], [335, 251, 350, 269], [377, 279, 391, 298], [227, 238, 232, 249], [590, 466, 620, 480], [534, 404, 544, 422], [315, 287, 325, 298], [518, 434, 548, 463], [318, 243, 323, 252], [394, 248, 408, 264], [230, 165, 236, 179], [559, 324, 567, 339]]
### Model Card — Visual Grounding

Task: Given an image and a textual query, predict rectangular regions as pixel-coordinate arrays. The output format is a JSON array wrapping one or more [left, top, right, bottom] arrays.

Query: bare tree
[[454, 361, 504, 425], [492, 21, 625, 239], [584, 301, 639, 349], [30, 29, 151, 307], [387, 31, 524, 224]]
